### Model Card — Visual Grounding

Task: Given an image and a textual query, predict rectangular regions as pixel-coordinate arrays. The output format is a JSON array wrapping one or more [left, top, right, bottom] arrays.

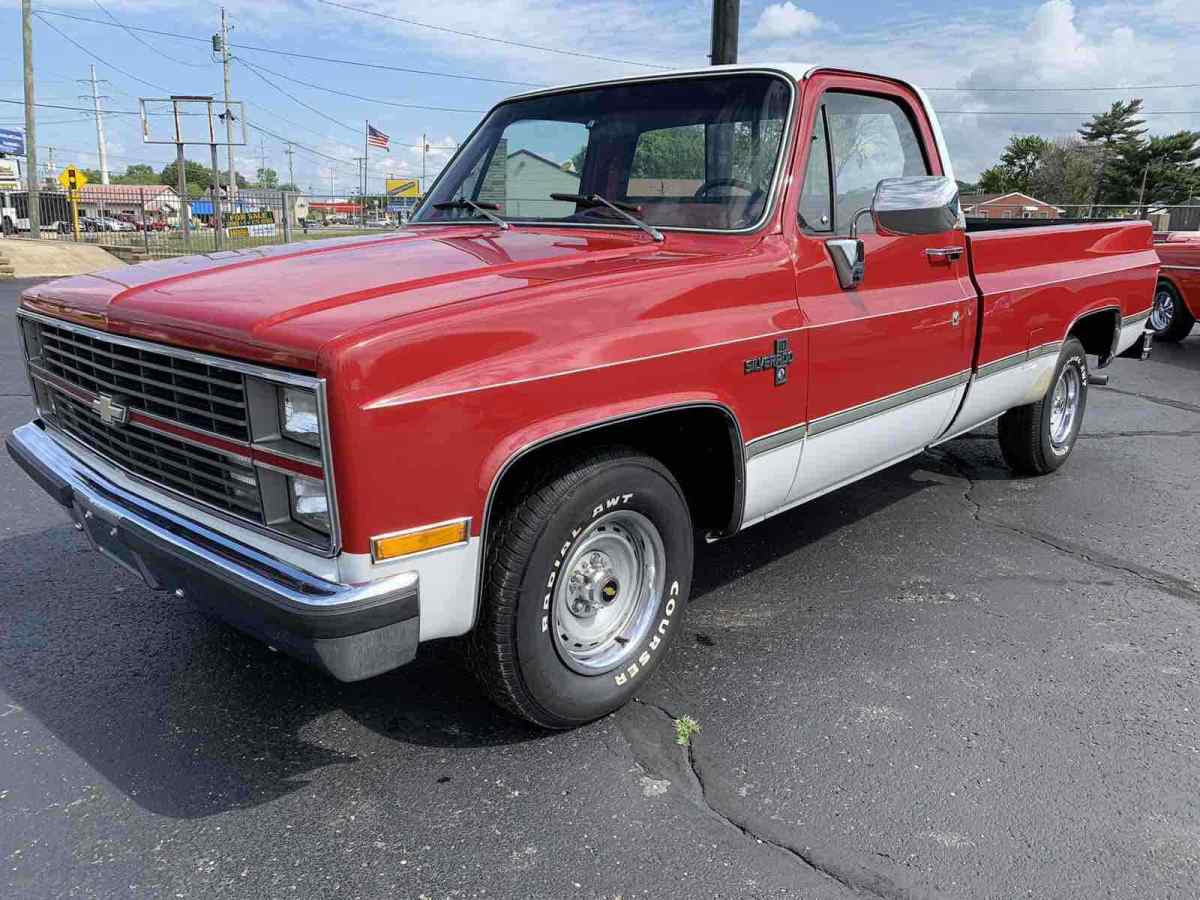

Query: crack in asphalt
[[934, 448, 1200, 605], [619, 697, 930, 900], [1094, 385, 1200, 416]]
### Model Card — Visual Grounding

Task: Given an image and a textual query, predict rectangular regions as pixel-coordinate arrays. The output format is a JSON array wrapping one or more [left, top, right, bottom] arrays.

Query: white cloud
[[750, 3, 822, 40]]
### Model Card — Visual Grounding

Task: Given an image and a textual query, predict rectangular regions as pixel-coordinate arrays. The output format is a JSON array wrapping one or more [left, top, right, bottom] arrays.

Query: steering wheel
[[693, 178, 757, 199]]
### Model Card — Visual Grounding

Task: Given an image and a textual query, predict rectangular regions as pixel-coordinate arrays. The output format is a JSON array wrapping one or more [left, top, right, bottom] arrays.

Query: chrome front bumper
[[6, 421, 420, 681]]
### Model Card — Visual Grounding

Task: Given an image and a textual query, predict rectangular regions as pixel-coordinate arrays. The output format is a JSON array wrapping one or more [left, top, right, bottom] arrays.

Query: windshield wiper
[[431, 199, 509, 230], [550, 193, 663, 242]]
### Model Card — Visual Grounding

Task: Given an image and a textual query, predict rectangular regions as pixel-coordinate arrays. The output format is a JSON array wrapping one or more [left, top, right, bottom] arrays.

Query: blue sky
[[2, 0, 1197, 195]]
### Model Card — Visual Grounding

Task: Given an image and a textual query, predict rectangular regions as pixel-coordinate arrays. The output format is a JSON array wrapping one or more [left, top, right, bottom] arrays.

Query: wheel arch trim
[[472, 400, 746, 630]]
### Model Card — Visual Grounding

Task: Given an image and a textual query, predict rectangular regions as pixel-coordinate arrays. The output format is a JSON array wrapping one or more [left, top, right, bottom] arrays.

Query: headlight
[[279, 387, 320, 448], [289, 475, 330, 534]]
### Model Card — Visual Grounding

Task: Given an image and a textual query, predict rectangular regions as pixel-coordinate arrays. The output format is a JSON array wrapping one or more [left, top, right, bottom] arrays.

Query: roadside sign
[[0, 158, 19, 190], [58, 165, 88, 192], [386, 178, 420, 198], [0, 128, 23, 155]]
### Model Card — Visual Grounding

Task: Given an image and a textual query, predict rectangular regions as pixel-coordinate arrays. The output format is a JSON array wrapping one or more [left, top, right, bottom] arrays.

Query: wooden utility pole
[[83, 65, 110, 184], [220, 7, 236, 200], [21, 0, 40, 236], [710, 0, 740, 64]]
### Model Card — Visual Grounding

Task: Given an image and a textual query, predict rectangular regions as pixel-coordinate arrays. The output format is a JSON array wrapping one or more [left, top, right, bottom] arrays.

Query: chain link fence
[[1, 187, 418, 261]]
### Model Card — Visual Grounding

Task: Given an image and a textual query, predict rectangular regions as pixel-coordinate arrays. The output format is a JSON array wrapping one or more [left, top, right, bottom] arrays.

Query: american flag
[[367, 124, 389, 151]]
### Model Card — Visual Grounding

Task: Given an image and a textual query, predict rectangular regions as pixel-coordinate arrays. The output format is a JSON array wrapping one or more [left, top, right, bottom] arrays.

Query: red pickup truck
[[8, 65, 1158, 728], [1152, 232, 1200, 342]]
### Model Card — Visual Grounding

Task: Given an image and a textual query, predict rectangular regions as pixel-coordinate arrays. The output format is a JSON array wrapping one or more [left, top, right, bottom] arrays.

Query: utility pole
[[284, 143, 295, 188], [710, 0, 740, 64], [21, 0, 40, 236], [81, 65, 110, 184], [328, 166, 335, 196], [219, 7, 236, 201]]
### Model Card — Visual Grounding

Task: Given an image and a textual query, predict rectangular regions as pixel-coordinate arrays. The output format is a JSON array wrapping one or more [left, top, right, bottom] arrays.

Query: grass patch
[[674, 715, 702, 746]]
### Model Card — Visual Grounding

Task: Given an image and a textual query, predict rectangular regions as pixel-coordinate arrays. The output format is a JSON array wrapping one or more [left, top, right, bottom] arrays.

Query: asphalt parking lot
[[1, 277, 1197, 899]]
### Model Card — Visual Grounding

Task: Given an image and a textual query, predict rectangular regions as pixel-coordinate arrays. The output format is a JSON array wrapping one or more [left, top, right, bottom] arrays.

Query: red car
[[1153, 232, 1200, 342], [7, 65, 1157, 727]]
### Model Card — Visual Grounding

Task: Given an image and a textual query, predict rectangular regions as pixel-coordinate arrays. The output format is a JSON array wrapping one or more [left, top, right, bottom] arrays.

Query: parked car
[[7, 64, 1158, 728], [1151, 232, 1200, 342], [364, 217, 390, 229]]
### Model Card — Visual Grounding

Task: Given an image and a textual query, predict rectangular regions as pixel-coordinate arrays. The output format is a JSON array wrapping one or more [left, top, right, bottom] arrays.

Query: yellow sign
[[386, 178, 420, 198], [58, 165, 88, 192]]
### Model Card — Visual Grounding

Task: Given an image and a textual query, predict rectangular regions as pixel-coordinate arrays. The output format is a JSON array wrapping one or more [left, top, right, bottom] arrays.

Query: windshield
[[414, 73, 792, 232]]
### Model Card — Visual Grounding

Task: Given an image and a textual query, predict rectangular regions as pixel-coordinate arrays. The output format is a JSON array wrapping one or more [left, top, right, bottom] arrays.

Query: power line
[[237, 58, 359, 135], [927, 83, 1200, 92], [34, 8, 546, 87], [315, 0, 670, 70], [89, 0, 211, 69], [33, 12, 175, 94], [936, 110, 1200, 116], [229, 58, 485, 115], [238, 59, 460, 149]]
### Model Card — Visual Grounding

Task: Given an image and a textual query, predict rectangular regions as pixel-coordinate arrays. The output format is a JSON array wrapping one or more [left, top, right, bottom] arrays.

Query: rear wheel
[[1149, 280, 1195, 343], [998, 337, 1088, 476], [468, 449, 694, 729]]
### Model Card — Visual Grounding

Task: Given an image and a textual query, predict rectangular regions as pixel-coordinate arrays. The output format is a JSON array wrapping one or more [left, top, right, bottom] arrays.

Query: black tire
[[468, 448, 694, 729], [998, 337, 1088, 476], [1150, 280, 1195, 343]]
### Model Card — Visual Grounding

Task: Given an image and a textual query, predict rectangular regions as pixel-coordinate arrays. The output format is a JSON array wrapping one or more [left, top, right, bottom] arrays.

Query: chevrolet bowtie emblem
[[91, 393, 128, 427]]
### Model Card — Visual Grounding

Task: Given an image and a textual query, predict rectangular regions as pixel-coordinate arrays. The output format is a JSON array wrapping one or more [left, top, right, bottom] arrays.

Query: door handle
[[925, 247, 964, 261]]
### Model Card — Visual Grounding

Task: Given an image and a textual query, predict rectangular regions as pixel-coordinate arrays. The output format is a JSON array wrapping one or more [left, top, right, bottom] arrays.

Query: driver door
[[787, 80, 976, 505]]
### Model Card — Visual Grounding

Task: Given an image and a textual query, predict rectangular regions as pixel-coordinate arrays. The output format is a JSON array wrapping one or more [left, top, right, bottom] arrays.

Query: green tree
[[160, 159, 216, 191], [1027, 138, 1100, 206], [998, 135, 1050, 192], [113, 163, 159, 185], [1079, 99, 1147, 204], [255, 167, 279, 189], [278, 182, 301, 193], [1110, 130, 1200, 205], [976, 165, 1011, 194]]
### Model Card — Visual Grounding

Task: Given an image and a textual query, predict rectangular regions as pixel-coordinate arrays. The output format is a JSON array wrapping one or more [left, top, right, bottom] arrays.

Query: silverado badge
[[744, 338, 793, 386]]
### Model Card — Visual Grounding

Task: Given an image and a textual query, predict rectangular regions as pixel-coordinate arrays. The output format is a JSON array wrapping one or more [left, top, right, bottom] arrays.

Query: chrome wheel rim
[[1150, 289, 1175, 332], [1049, 363, 1082, 451], [551, 510, 665, 675]]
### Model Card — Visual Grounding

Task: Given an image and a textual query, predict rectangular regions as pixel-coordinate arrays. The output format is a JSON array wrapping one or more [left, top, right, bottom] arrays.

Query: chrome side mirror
[[870, 175, 962, 236], [824, 176, 962, 290]]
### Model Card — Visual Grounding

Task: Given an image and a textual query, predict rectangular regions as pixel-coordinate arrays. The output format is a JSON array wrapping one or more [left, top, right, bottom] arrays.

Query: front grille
[[51, 391, 265, 522], [36, 320, 250, 441]]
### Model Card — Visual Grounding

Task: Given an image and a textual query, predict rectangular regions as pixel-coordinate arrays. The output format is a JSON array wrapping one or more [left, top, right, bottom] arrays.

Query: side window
[[823, 92, 929, 235], [798, 107, 832, 232]]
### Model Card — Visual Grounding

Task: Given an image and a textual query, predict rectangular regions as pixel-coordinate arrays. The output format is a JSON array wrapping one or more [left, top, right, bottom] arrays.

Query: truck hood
[[21, 227, 669, 370]]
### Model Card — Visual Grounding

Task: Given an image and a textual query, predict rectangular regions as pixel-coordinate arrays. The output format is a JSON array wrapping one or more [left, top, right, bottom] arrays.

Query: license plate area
[[74, 498, 164, 589]]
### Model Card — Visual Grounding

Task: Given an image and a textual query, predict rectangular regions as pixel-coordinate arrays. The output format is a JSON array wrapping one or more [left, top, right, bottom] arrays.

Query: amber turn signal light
[[371, 519, 469, 562]]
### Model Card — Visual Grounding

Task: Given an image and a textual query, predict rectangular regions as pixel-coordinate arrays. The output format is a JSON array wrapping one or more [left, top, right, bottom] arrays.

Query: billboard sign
[[0, 128, 23, 156], [0, 158, 19, 190], [386, 178, 420, 198]]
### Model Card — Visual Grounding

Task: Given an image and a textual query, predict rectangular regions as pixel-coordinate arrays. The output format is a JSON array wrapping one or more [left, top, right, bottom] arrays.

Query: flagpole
[[362, 119, 368, 227]]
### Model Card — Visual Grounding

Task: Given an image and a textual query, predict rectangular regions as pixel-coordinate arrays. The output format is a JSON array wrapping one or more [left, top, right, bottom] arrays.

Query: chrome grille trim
[[36, 320, 250, 440], [17, 309, 342, 557], [52, 391, 264, 521]]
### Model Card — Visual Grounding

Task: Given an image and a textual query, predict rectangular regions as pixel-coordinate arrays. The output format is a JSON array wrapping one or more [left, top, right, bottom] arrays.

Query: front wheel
[[998, 337, 1088, 476], [468, 449, 694, 729], [1149, 280, 1195, 343]]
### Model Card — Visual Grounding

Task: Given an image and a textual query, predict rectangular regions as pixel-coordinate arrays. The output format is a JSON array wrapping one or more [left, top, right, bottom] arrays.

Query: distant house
[[960, 191, 1062, 220], [77, 183, 180, 221], [477, 141, 581, 218]]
